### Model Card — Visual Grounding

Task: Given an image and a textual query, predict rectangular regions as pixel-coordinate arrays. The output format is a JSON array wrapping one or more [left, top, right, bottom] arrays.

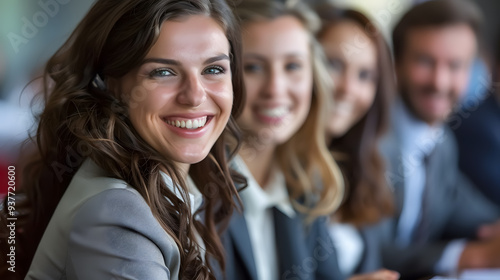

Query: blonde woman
[[216, 1, 344, 279]]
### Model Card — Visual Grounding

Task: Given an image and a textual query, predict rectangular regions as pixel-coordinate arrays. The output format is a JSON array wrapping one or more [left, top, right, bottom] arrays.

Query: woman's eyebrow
[[140, 54, 229, 66], [204, 54, 230, 64], [243, 53, 266, 61], [141, 58, 180, 66]]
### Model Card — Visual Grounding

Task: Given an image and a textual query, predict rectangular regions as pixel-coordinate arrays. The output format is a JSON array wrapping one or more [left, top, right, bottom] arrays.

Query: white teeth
[[165, 116, 208, 130], [260, 106, 289, 118]]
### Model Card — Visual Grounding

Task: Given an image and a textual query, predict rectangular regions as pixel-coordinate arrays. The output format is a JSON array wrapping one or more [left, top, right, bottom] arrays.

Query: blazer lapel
[[272, 207, 309, 278], [227, 211, 259, 280]]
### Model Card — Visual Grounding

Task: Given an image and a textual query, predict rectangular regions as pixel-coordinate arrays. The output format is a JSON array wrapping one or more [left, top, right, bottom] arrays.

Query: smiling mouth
[[162, 116, 212, 130], [258, 106, 290, 118], [332, 102, 354, 115]]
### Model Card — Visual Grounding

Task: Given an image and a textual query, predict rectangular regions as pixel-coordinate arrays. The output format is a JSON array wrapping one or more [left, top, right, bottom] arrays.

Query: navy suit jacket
[[216, 207, 344, 280], [452, 94, 500, 206]]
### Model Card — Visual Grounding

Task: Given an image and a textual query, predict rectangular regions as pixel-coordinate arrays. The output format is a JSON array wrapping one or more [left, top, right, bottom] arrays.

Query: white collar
[[233, 155, 296, 218], [160, 172, 203, 213]]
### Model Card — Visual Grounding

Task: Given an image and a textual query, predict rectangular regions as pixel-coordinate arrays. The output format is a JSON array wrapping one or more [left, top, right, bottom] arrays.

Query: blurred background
[[0, 0, 499, 193]]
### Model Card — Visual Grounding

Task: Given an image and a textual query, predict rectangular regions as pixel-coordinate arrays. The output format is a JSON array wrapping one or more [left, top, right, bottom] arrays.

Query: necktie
[[413, 151, 433, 244]]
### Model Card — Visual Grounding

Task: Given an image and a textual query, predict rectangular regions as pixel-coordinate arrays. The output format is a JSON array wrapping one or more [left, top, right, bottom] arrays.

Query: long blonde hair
[[233, 0, 344, 221]]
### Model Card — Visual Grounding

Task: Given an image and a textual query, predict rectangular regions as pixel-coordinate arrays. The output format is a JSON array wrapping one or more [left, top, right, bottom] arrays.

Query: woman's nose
[[177, 73, 207, 107], [262, 68, 287, 98]]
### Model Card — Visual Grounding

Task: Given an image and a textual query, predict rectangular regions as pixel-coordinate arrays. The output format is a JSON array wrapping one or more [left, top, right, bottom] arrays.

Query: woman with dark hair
[[315, 4, 399, 280], [1, 0, 245, 279]]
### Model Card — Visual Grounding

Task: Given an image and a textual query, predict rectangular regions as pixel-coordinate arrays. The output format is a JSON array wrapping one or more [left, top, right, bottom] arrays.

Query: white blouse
[[328, 222, 364, 276], [233, 156, 295, 280]]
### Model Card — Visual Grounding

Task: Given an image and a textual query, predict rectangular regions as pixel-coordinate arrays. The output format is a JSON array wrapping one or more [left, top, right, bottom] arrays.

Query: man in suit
[[379, 0, 500, 279]]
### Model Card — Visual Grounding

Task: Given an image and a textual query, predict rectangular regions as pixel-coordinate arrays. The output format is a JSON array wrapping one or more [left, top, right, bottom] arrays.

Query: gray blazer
[[379, 125, 500, 279], [26, 159, 181, 280]]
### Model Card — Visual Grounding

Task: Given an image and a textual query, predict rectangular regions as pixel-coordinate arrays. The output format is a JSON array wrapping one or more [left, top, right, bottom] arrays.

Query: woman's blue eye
[[149, 68, 174, 77], [204, 65, 225, 75]]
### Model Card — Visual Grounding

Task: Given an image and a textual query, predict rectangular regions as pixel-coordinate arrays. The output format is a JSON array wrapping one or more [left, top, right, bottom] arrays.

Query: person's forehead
[[405, 24, 477, 56], [146, 15, 230, 59], [242, 16, 311, 58]]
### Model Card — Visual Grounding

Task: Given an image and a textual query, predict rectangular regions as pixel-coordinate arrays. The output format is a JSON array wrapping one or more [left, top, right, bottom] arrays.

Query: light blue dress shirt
[[391, 100, 465, 274]]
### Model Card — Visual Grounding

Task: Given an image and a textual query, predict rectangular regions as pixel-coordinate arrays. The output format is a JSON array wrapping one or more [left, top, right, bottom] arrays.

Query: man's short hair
[[392, 0, 483, 62]]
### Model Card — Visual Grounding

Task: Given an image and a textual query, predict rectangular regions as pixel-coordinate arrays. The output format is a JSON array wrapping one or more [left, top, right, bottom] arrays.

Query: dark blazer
[[379, 123, 500, 279], [354, 223, 386, 274], [452, 94, 500, 206], [217, 207, 344, 280]]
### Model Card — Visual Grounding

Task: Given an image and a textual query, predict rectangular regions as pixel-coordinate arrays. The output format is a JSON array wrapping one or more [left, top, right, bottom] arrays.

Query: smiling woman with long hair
[[0, 0, 245, 279], [315, 4, 398, 280], [217, 1, 345, 279]]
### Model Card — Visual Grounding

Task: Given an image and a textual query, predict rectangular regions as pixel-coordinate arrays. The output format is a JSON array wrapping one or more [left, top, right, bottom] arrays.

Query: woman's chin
[[176, 153, 210, 165], [327, 124, 349, 140]]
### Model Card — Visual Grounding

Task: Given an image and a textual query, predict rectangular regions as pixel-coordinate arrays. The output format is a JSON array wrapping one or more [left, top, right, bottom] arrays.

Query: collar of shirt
[[393, 98, 443, 158], [160, 172, 203, 214], [233, 155, 296, 219]]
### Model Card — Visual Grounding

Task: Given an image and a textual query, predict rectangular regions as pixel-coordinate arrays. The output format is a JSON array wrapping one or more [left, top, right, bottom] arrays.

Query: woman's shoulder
[[67, 158, 177, 244], [63, 163, 181, 279], [65, 159, 165, 236], [34, 186, 180, 280], [27, 159, 180, 279], [69, 158, 137, 197], [62, 186, 181, 279], [70, 186, 176, 249], [50, 158, 143, 222]]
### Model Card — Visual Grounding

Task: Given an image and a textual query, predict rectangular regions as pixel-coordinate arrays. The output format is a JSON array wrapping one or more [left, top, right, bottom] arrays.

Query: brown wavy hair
[[315, 6, 395, 227], [1, 0, 245, 279], [233, 0, 344, 222]]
